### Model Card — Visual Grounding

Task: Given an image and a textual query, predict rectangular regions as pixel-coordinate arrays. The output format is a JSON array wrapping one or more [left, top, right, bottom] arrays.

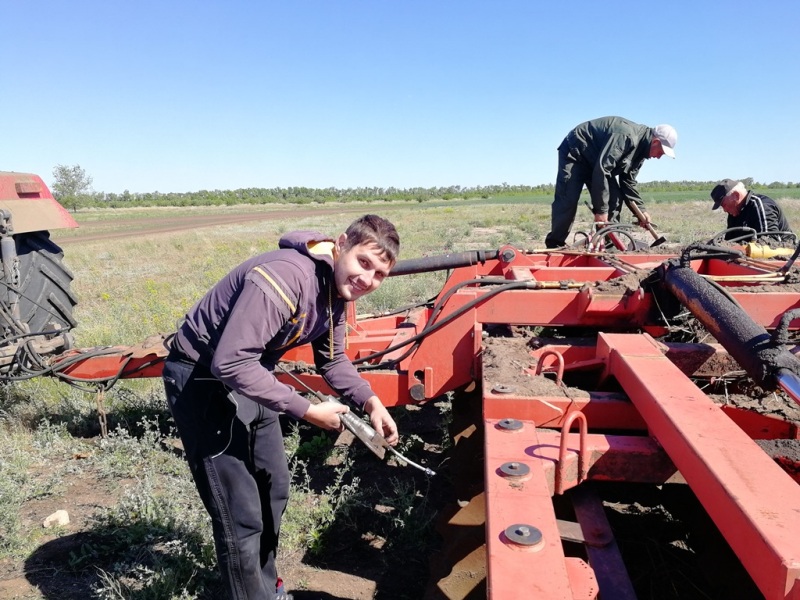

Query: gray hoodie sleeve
[[209, 277, 312, 419]]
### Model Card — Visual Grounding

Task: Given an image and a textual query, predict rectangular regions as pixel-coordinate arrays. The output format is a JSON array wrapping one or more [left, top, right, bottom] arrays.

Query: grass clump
[[93, 419, 185, 479], [281, 424, 366, 557], [0, 420, 82, 557], [79, 474, 219, 600], [0, 431, 36, 555]]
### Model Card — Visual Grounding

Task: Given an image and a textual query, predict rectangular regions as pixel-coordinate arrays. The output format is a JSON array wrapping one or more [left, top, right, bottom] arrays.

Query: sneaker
[[275, 577, 292, 599]]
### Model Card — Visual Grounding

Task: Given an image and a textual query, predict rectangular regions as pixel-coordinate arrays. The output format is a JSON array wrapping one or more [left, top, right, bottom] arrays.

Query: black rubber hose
[[705, 226, 757, 245], [389, 249, 499, 276], [661, 264, 800, 390], [678, 243, 744, 267], [773, 309, 800, 346]]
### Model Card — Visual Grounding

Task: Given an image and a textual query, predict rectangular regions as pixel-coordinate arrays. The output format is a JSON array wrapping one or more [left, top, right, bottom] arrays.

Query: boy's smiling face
[[333, 236, 393, 301]]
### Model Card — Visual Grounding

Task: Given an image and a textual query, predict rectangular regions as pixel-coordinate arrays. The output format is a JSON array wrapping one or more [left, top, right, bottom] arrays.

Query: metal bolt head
[[501, 248, 517, 262], [498, 418, 523, 431], [492, 384, 515, 394], [409, 383, 426, 402], [505, 523, 543, 547], [500, 461, 530, 478]]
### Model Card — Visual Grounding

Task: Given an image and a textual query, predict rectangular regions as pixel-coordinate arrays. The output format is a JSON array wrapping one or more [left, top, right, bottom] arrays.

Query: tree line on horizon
[[49, 164, 799, 211]]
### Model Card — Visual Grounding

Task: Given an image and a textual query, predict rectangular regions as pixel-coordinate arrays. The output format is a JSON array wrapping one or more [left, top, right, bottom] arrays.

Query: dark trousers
[[163, 355, 290, 600], [545, 148, 623, 248]]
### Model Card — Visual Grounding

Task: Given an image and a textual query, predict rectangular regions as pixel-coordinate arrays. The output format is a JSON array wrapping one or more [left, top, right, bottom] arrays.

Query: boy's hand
[[304, 401, 349, 430], [363, 396, 399, 445]]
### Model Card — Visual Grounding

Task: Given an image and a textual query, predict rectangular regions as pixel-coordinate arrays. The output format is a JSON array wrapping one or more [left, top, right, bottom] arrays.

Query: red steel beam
[[482, 391, 646, 430], [52, 335, 170, 380], [597, 332, 800, 600], [483, 418, 597, 599]]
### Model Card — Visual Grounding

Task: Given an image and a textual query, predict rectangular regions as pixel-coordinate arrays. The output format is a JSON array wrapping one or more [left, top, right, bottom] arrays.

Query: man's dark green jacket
[[559, 116, 653, 215]]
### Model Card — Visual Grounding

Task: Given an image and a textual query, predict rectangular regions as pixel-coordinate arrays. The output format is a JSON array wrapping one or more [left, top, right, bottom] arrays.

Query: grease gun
[[276, 364, 436, 476]]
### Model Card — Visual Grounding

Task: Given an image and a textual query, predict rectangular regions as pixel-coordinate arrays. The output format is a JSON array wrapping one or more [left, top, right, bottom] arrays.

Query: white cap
[[653, 124, 677, 158]]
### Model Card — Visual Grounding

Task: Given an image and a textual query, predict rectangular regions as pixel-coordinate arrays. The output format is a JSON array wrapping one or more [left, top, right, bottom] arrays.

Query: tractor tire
[[12, 231, 77, 336]]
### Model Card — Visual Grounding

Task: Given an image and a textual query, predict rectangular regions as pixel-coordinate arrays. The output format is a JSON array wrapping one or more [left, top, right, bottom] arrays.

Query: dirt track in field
[[51, 206, 368, 245]]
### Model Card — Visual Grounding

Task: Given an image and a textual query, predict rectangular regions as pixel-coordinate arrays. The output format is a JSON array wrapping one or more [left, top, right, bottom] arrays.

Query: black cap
[[711, 179, 738, 210]]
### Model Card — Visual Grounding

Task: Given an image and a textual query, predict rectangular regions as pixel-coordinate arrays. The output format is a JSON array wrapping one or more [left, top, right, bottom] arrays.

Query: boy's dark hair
[[343, 215, 400, 263]]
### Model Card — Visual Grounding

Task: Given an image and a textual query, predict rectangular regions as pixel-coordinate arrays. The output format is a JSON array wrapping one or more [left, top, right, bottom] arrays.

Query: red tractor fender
[[0, 171, 79, 233]]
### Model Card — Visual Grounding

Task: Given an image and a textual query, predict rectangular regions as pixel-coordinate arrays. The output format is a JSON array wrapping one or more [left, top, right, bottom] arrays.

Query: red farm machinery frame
[[46, 244, 800, 600]]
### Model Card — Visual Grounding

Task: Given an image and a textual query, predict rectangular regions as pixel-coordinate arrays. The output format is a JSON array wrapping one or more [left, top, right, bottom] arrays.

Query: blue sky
[[2, 1, 798, 194]]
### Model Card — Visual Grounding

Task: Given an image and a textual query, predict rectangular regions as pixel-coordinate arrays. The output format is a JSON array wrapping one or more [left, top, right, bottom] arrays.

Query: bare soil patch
[[0, 464, 132, 600]]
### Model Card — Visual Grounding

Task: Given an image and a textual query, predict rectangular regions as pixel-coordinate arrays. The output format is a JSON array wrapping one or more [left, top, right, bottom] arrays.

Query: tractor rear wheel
[[13, 231, 77, 336]]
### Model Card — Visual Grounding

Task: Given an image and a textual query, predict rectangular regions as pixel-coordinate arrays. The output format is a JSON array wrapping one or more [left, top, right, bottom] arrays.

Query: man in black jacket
[[711, 179, 794, 243], [545, 116, 677, 248]]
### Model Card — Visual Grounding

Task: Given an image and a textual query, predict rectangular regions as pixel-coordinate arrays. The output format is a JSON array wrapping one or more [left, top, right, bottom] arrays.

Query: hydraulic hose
[[679, 243, 744, 267], [660, 263, 800, 390], [589, 224, 638, 252], [389, 249, 499, 276], [705, 226, 757, 246], [354, 277, 585, 368]]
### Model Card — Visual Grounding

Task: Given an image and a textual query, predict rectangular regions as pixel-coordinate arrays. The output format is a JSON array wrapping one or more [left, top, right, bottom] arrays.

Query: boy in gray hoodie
[[163, 214, 400, 599]]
